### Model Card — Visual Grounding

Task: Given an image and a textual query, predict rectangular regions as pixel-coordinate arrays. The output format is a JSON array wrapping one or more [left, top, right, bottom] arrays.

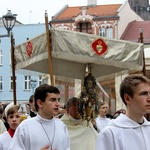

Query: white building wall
[[115, 75, 127, 111], [117, 1, 143, 39]]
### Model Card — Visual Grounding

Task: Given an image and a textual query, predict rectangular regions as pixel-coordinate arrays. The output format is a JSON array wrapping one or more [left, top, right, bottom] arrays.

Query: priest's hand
[[40, 144, 50, 150]]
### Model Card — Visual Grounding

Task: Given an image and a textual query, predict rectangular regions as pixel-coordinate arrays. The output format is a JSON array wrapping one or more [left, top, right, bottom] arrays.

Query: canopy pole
[[139, 27, 146, 76], [45, 10, 54, 86], [10, 32, 17, 105]]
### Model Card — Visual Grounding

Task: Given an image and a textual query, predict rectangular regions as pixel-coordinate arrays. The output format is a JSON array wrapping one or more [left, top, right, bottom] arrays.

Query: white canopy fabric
[[14, 28, 144, 80], [145, 48, 150, 70]]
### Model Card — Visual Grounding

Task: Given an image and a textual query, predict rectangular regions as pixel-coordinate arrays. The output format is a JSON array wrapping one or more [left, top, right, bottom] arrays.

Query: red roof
[[54, 4, 122, 20], [121, 21, 150, 43]]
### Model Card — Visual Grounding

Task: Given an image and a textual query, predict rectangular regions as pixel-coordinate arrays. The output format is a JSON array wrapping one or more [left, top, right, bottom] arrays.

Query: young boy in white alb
[[96, 74, 150, 150], [9, 84, 70, 150]]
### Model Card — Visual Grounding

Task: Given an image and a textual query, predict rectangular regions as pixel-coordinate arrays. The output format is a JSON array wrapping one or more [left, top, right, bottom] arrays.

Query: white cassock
[[95, 116, 111, 132], [0, 131, 12, 150], [61, 114, 98, 150], [96, 114, 150, 150], [9, 114, 70, 150], [0, 120, 6, 135]]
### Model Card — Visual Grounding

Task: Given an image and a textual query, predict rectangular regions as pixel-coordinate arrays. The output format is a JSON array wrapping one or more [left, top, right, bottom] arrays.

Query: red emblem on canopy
[[92, 39, 107, 55], [26, 41, 32, 58]]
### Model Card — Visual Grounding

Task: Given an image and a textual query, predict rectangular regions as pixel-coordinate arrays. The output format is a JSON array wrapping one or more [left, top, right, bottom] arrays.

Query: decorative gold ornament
[[78, 73, 100, 125]]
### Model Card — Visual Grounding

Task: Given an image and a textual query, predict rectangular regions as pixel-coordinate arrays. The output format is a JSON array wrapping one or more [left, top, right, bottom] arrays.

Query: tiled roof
[[121, 21, 150, 44], [53, 4, 122, 20]]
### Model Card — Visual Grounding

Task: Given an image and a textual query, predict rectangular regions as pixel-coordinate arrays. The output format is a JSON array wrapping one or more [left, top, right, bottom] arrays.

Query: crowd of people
[[0, 74, 150, 150]]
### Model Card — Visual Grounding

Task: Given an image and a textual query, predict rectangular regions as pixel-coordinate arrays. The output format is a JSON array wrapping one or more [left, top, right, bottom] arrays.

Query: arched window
[[76, 22, 92, 34], [99, 27, 113, 38], [106, 27, 113, 38], [99, 28, 105, 37]]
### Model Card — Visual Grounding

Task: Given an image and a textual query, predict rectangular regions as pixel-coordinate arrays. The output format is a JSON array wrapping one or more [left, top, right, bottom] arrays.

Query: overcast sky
[[0, 0, 126, 24]]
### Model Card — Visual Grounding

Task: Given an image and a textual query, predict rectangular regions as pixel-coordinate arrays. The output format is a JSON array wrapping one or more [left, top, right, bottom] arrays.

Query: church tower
[[128, 0, 150, 20]]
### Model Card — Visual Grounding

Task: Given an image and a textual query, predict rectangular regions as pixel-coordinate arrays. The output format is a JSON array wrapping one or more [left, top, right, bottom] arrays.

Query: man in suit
[[29, 95, 37, 117]]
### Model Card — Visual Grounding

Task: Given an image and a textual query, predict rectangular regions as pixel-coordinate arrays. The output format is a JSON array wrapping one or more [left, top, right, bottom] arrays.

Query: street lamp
[[0, 10, 17, 38], [30, 79, 37, 94], [0, 10, 17, 105]]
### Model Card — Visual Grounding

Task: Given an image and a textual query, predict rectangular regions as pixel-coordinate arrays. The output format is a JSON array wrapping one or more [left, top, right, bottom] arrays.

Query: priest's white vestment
[[61, 114, 97, 150], [96, 114, 150, 150]]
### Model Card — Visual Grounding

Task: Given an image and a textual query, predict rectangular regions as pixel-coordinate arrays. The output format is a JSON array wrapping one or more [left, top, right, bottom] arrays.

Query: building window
[[38, 75, 42, 86], [77, 22, 92, 34], [99, 27, 113, 38], [24, 75, 31, 90], [99, 28, 105, 37], [106, 27, 113, 38], [0, 76, 2, 91], [0, 50, 3, 66], [10, 76, 17, 91]]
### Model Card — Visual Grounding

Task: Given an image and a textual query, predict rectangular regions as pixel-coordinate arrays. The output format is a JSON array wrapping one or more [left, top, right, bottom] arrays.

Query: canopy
[[14, 28, 144, 80], [145, 48, 150, 70]]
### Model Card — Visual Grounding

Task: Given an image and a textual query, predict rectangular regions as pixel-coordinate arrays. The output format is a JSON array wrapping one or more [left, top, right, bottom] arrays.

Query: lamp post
[[0, 10, 17, 105], [0, 10, 17, 38], [30, 79, 37, 94]]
